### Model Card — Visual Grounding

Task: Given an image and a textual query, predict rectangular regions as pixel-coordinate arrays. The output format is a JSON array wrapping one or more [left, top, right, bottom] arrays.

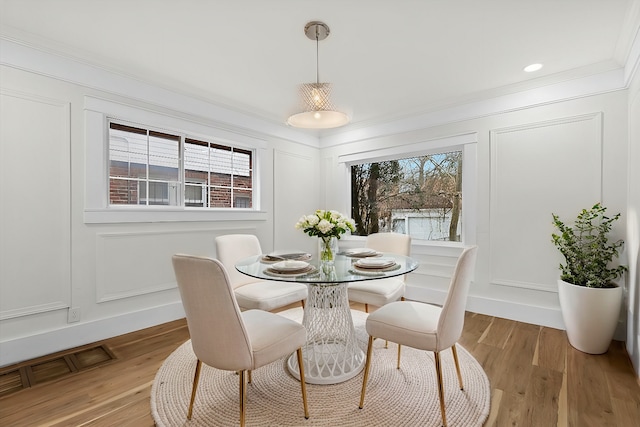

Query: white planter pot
[[557, 279, 622, 354]]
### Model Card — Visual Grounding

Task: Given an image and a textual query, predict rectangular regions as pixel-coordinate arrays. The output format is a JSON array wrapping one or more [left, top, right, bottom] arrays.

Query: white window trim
[[184, 180, 207, 207], [84, 96, 267, 223], [338, 132, 477, 247]]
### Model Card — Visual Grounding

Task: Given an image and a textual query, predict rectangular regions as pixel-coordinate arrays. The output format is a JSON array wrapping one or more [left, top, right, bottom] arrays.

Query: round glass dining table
[[236, 252, 418, 384]]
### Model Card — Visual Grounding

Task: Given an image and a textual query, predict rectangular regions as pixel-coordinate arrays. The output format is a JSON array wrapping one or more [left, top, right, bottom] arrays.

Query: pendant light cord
[[315, 26, 320, 84]]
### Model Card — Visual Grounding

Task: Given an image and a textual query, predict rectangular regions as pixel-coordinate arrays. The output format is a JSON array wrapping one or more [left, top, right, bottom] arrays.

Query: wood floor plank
[[110, 326, 189, 360], [106, 318, 187, 350], [458, 312, 492, 351], [494, 322, 539, 395], [536, 326, 566, 372], [0, 340, 185, 423], [610, 397, 640, 427], [557, 369, 568, 427], [45, 382, 153, 427], [519, 365, 563, 426], [566, 346, 617, 427], [478, 317, 515, 349], [484, 388, 502, 427], [1, 309, 639, 426], [492, 390, 525, 426], [598, 341, 640, 405], [465, 342, 506, 386]]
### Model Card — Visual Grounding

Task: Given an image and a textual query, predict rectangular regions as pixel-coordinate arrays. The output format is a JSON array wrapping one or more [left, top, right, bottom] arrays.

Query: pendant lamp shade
[[287, 22, 350, 129]]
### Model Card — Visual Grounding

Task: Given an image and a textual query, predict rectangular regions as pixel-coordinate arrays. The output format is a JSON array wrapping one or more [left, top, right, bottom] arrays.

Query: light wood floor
[[1, 303, 639, 426]]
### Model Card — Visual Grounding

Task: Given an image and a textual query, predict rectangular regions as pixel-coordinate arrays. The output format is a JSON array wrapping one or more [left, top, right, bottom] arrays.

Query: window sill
[[84, 208, 268, 224], [339, 235, 468, 256], [340, 235, 466, 245]]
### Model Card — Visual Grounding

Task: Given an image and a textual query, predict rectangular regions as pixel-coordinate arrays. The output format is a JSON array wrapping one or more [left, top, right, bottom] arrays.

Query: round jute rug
[[151, 308, 490, 426]]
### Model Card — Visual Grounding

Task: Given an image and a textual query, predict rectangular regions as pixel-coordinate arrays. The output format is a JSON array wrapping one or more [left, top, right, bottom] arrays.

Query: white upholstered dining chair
[[172, 254, 309, 426], [348, 232, 412, 313], [359, 245, 478, 427], [215, 234, 307, 311]]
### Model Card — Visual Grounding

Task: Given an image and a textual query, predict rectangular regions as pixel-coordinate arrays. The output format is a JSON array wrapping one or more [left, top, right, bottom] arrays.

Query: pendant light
[[287, 21, 350, 129]]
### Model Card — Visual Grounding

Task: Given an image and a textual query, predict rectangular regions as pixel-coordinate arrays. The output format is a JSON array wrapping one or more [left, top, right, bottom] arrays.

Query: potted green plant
[[551, 203, 627, 354]]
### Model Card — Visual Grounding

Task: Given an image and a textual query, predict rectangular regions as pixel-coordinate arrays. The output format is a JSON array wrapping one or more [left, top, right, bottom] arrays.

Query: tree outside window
[[351, 151, 462, 241]]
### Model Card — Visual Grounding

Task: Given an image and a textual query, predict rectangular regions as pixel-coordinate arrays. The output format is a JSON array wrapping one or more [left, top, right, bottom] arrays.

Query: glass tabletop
[[235, 252, 418, 284]]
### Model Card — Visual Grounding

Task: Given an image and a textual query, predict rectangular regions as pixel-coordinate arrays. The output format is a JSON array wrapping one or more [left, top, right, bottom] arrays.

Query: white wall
[[0, 43, 320, 366], [0, 36, 638, 378], [320, 91, 629, 336], [626, 57, 640, 375]]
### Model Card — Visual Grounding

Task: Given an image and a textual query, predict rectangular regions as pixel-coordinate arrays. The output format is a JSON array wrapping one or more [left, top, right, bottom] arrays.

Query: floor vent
[[0, 344, 115, 398]]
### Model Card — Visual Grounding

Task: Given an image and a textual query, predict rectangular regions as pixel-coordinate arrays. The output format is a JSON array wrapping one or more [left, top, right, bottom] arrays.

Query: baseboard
[[2, 291, 631, 369], [0, 302, 186, 367], [628, 332, 640, 379], [405, 285, 627, 341]]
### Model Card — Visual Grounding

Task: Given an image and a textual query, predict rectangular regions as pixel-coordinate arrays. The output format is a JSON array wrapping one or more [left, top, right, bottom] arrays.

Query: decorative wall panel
[[489, 113, 603, 291], [274, 150, 318, 251], [96, 227, 254, 302], [0, 91, 71, 319]]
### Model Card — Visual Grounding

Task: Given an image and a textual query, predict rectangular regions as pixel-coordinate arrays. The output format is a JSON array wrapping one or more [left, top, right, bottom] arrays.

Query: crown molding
[[0, 36, 320, 148], [623, 22, 640, 87], [2, 22, 638, 151], [615, 0, 640, 65], [319, 67, 626, 148]]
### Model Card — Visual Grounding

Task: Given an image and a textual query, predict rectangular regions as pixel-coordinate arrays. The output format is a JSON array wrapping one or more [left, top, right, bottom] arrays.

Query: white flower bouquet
[[295, 210, 355, 262], [295, 209, 355, 239]]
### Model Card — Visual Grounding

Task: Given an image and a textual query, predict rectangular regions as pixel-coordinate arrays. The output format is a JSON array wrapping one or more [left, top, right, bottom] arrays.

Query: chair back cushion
[[172, 254, 253, 370], [215, 234, 262, 289], [365, 232, 411, 255], [437, 246, 478, 350], [366, 232, 412, 282]]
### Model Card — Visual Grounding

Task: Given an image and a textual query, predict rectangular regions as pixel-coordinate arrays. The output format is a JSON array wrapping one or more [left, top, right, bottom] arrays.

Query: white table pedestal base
[[287, 281, 365, 384]]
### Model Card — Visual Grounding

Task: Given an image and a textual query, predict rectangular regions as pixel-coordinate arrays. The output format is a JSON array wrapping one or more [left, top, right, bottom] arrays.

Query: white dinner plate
[[345, 248, 378, 257], [271, 260, 310, 271], [264, 265, 317, 278], [354, 257, 396, 268]]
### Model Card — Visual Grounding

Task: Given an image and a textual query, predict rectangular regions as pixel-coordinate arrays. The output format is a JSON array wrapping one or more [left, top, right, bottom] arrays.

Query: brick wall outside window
[[108, 120, 254, 208]]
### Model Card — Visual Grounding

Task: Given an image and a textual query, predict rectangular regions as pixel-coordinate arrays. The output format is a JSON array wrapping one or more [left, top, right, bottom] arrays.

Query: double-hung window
[[109, 123, 181, 206], [183, 138, 253, 208], [108, 121, 253, 209]]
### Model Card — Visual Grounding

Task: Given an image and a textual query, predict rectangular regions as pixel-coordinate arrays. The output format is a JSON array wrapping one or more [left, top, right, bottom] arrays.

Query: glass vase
[[319, 236, 338, 265]]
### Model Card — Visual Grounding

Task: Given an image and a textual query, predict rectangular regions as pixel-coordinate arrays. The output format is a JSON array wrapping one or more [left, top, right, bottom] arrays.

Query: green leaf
[[551, 203, 627, 288]]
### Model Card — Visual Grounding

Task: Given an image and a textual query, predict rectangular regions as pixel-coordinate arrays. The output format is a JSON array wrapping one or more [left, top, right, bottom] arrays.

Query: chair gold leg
[[239, 370, 246, 427], [296, 348, 310, 419], [434, 351, 447, 427], [451, 344, 464, 390], [248, 370, 252, 384], [397, 344, 402, 369], [301, 299, 305, 309], [359, 335, 375, 409], [187, 359, 202, 420], [365, 303, 369, 313], [385, 340, 388, 348]]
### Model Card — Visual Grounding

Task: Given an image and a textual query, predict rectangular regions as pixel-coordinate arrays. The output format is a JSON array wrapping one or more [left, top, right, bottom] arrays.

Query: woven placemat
[[151, 309, 490, 426]]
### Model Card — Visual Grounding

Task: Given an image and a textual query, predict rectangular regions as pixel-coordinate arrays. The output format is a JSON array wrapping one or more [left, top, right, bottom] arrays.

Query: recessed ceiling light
[[524, 63, 543, 72]]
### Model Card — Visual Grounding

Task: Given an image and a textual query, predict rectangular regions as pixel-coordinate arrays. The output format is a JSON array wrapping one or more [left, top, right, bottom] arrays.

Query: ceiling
[[1, 0, 638, 133]]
